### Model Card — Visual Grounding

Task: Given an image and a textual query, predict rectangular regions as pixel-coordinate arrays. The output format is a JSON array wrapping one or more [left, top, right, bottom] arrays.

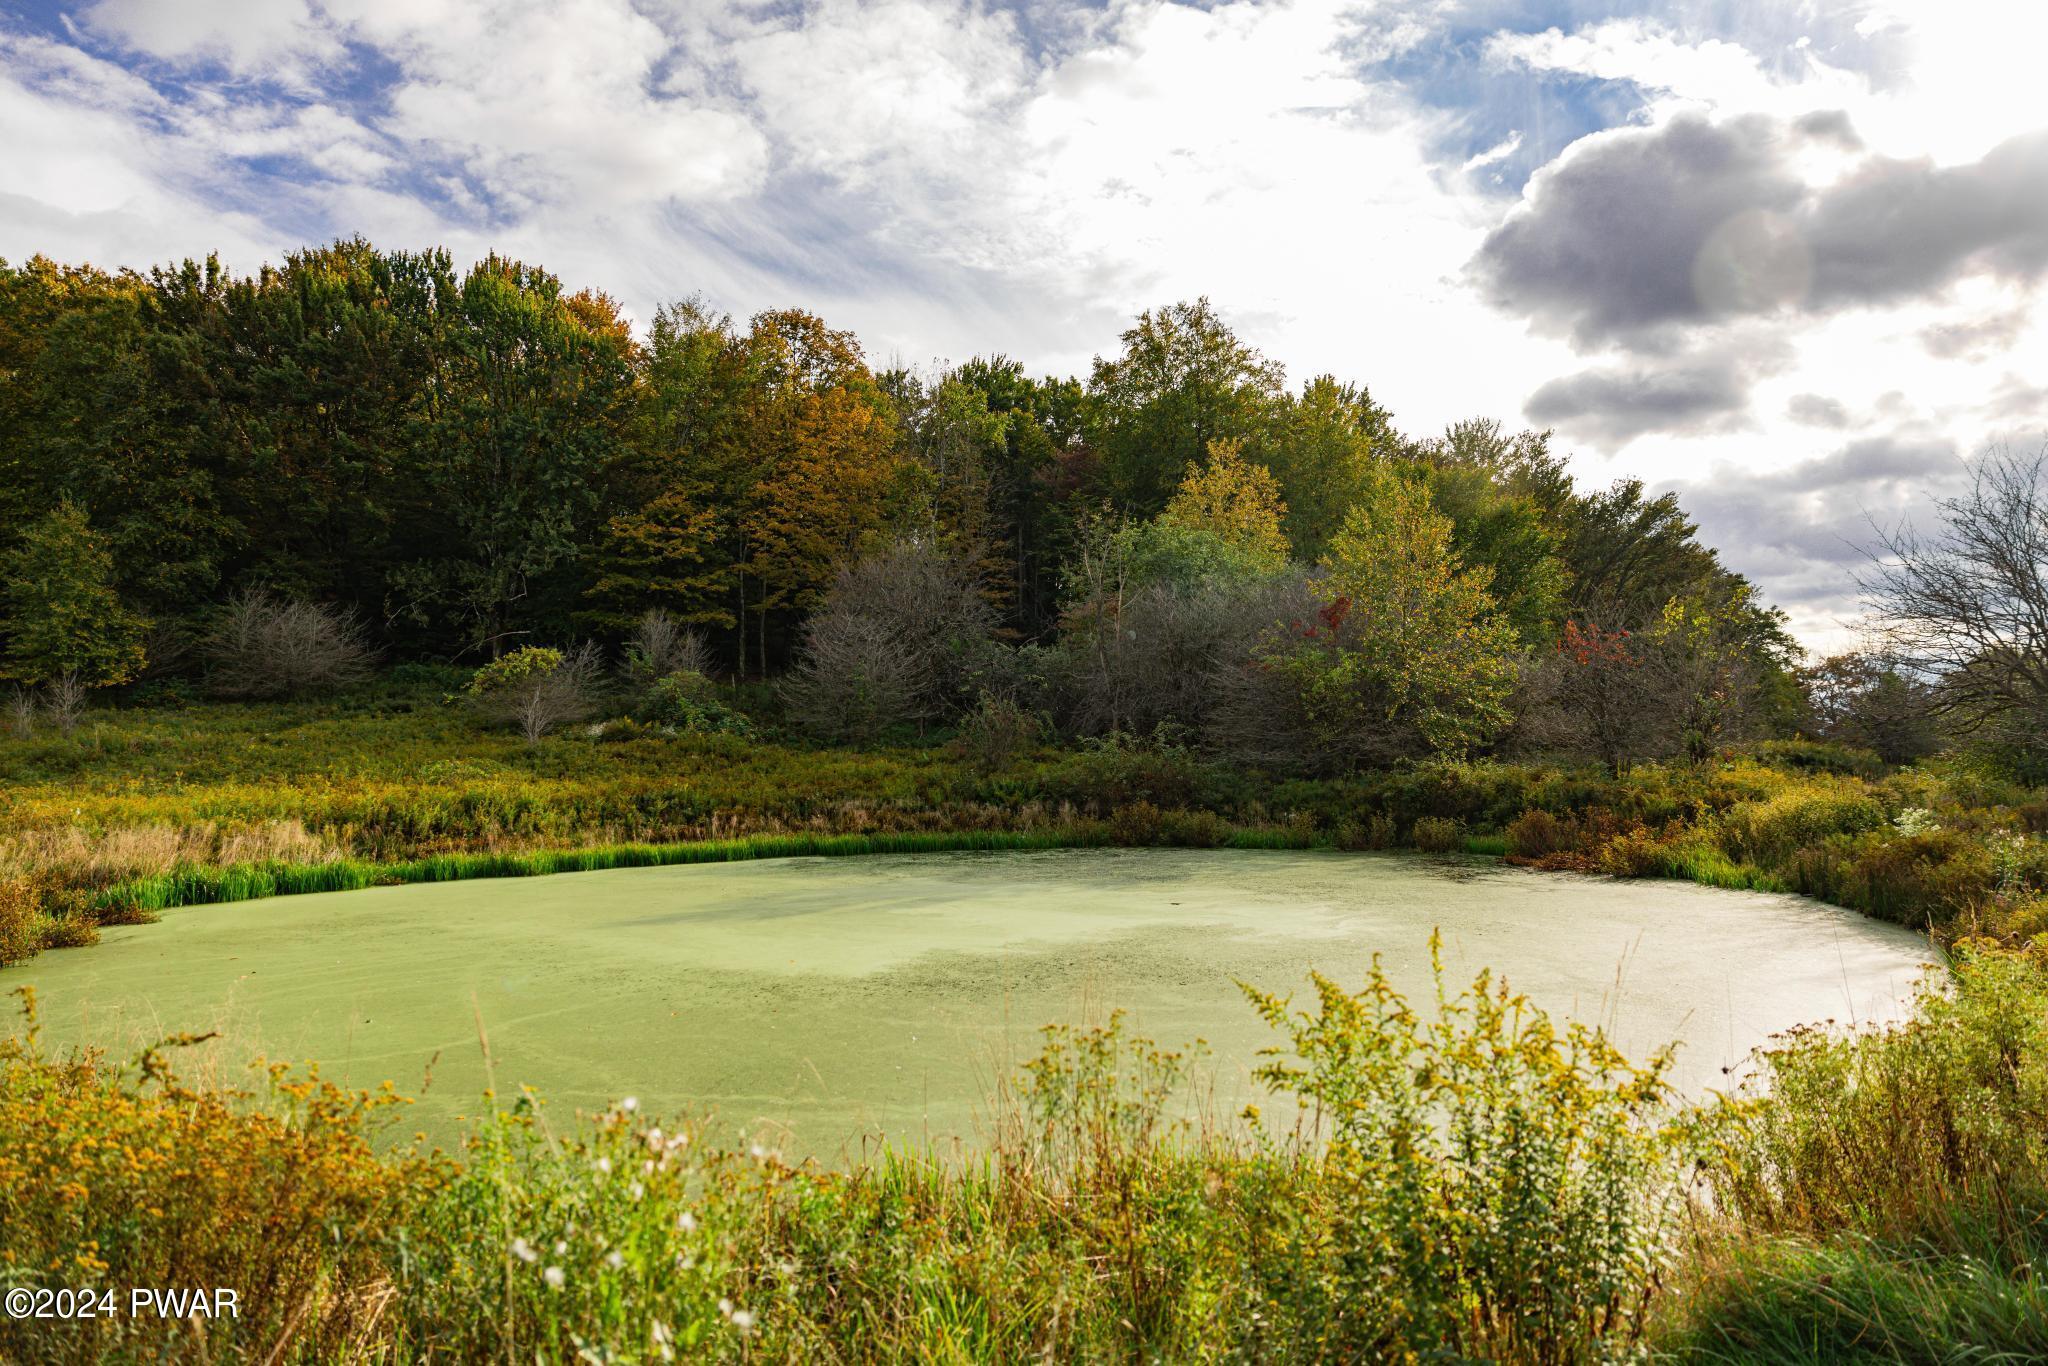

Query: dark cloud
[[1806, 132, 2048, 308], [1474, 113, 1805, 348], [1659, 433, 1965, 631], [1473, 113, 2048, 348], [1524, 350, 1755, 445], [1786, 393, 1851, 428]]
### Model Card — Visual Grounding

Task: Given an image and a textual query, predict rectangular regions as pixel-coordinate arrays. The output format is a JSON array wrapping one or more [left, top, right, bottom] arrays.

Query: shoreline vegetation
[[3, 688, 2046, 1360], [4, 676, 2044, 965]]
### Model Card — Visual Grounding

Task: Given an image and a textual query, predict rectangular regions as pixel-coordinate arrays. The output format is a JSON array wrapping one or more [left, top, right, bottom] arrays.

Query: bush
[[1242, 949, 1686, 1359], [635, 672, 752, 737], [1504, 808, 1571, 860], [1718, 785, 1888, 866], [621, 609, 711, 689], [1752, 737, 1887, 779], [0, 878, 35, 965], [1786, 830, 1995, 928], [1410, 814, 1465, 853], [466, 645, 602, 743], [953, 690, 1042, 774], [203, 590, 376, 699]]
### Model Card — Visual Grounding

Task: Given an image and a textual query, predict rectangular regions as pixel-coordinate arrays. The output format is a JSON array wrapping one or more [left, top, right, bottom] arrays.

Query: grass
[[5, 680, 2048, 964]]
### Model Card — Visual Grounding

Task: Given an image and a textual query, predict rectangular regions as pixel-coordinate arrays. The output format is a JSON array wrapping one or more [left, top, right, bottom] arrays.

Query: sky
[[3, 0, 2045, 651]]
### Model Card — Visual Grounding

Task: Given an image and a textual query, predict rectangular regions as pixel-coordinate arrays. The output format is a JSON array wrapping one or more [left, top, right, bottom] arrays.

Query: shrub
[[203, 590, 376, 699], [1242, 947, 1686, 1359], [0, 879, 35, 965], [1786, 830, 1995, 928], [1107, 799, 1165, 845], [784, 543, 998, 742], [635, 671, 751, 737], [466, 645, 602, 743], [6, 685, 35, 738], [1752, 737, 1887, 779], [621, 608, 711, 689], [44, 669, 90, 734], [1505, 808, 1571, 860], [1718, 785, 1888, 866], [954, 690, 1042, 774], [1410, 815, 1465, 853]]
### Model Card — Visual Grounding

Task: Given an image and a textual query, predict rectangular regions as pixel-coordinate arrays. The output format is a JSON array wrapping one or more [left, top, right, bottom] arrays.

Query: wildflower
[[543, 1266, 565, 1289], [718, 1298, 732, 1316], [511, 1237, 538, 1264], [605, 1250, 625, 1271], [620, 1095, 639, 1112], [730, 1309, 756, 1333], [629, 1181, 645, 1200], [596, 1156, 612, 1175], [554, 1240, 568, 1255], [678, 1210, 697, 1232]]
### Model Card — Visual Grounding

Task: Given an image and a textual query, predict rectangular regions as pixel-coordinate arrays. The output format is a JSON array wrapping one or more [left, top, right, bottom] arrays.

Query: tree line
[[1, 239, 1829, 769]]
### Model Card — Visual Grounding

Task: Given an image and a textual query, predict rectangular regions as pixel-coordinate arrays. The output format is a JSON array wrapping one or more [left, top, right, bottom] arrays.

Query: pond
[[14, 848, 1936, 1160]]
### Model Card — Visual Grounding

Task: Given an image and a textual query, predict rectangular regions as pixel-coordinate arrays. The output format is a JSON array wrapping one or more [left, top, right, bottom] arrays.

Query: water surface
[[15, 849, 1936, 1159]]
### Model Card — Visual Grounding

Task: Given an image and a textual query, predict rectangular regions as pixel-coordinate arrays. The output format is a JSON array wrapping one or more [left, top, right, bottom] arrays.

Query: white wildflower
[[510, 1237, 537, 1264], [543, 1266, 565, 1289]]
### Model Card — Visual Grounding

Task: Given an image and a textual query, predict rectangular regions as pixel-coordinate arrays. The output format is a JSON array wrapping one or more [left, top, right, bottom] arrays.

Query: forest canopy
[[0, 241, 1805, 768]]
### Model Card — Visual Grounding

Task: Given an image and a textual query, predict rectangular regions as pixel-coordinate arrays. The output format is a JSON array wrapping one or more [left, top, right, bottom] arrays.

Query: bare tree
[[5, 686, 33, 739], [203, 590, 377, 699], [1064, 574, 1309, 743], [623, 608, 712, 688], [44, 669, 89, 734], [1859, 447, 2048, 763], [783, 542, 998, 742], [467, 643, 603, 743]]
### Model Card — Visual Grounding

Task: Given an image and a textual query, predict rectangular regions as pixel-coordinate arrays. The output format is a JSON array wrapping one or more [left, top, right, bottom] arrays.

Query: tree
[[1801, 652, 1939, 765], [1267, 468, 1520, 766], [782, 542, 999, 741], [735, 309, 902, 672], [1859, 447, 2048, 776], [392, 256, 634, 655], [1519, 620, 1662, 774], [1265, 376, 1396, 560], [0, 501, 147, 694], [1160, 439, 1290, 565], [1087, 299, 1285, 516], [202, 590, 376, 699]]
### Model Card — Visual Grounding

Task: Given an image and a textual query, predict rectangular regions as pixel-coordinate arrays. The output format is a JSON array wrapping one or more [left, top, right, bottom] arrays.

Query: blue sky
[[2, 0, 2044, 647]]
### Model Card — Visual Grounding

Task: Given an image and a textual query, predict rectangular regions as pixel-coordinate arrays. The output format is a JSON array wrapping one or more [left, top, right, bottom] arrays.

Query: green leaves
[[0, 500, 147, 688]]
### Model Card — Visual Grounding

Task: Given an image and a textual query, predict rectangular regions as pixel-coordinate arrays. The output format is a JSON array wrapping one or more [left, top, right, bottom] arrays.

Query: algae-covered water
[[15, 849, 1936, 1160]]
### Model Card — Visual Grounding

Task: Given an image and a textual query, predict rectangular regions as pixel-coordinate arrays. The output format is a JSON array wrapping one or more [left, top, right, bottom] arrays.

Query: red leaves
[[1557, 620, 1636, 668]]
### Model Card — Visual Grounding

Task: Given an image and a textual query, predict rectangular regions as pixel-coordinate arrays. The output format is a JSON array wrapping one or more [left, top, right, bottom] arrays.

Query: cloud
[[1661, 432, 1968, 639], [1524, 345, 1768, 446], [1473, 110, 2048, 349], [1786, 392, 1852, 428]]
